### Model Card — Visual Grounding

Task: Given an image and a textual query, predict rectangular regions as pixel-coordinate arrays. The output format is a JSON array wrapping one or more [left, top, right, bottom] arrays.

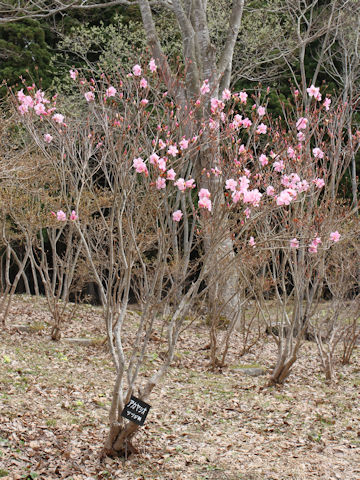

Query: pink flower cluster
[[52, 210, 78, 221], [198, 188, 211, 212]]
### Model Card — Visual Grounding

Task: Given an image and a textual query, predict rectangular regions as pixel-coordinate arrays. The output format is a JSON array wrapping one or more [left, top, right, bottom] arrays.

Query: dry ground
[[0, 295, 359, 480]]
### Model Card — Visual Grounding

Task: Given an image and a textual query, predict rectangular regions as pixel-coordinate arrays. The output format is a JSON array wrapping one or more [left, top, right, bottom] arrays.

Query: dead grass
[[0, 295, 359, 480]]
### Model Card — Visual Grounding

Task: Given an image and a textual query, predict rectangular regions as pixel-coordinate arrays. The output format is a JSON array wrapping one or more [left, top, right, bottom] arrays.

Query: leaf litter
[[0, 295, 359, 480]]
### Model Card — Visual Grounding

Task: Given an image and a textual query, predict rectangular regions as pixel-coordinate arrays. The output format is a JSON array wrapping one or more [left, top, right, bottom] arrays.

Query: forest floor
[[0, 295, 359, 480]]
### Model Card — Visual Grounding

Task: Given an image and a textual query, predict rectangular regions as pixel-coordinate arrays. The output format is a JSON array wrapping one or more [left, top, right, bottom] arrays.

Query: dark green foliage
[[0, 19, 52, 94]]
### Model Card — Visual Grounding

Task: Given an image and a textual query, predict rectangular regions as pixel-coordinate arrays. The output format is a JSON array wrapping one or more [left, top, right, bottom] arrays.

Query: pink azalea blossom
[[222, 88, 231, 101], [273, 160, 285, 172], [149, 58, 157, 73], [238, 176, 250, 193], [179, 138, 189, 150], [266, 185, 275, 196], [313, 147, 324, 159], [70, 210, 78, 221], [172, 210, 183, 222], [238, 144, 246, 154], [276, 189, 296, 206], [243, 189, 262, 207], [56, 210, 66, 221], [314, 178, 325, 189], [44, 133, 53, 143], [198, 196, 212, 212], [149, 153, 159, 165], [323, 98, 331, 111], [329, 231, 340, 242], [200, 79, 210, 95], [307, 85, 320, 99], [185, 179, 196, 189], [157, 158, 167, 172], [69, 69, 78, 80], [296, 180, 310, 193], [290, 238, 299, 249], [308, 244, 318, 253], [133, 64, 142, 76], [133, 157, 148, 174], [167, 144, 179, 157], [296, 117, 308, 130], [256, 123, 267, 134], [156, 177, 166, 190], [199, 188, 211, 199], [18, 104, 29, 115], [242, 118, 252, 128], [140, 99, 149, 106], [233, 114, 243, 128], [158, 139, 166, 150], [249, 237, 256, 247], [174, 178, 186, 191], [52, 113, 64, 124], [225, 179, 237, 192], [84, 91, 95, 102], [105, 86, 117, 98], [244, 208, 251, 218], [297, 132, 305, 142], [167, 169, 176, 180], [34, 103, 46, 115], [257, 106, 266, 117], [140, 78, 148, 89], [287, 146, 295, 158], [239, 91, 248, 104]]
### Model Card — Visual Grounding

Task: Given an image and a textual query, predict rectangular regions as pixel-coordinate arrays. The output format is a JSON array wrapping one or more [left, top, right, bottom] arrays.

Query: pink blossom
[[238, 144, 246, 154], [167, 144, 179, 157], [242, 118, 252, 129], [256, 123, 267, 134], [156, 177, 166, 190], [209, 118, 219, 130], [158, 139, 166, 150], [185, 179, 196, 189], [276, 189, 296, 206], [232, 191, 241, 203], [313, 147, 324, 159], [179, 138, 189, 150], [308, 244, 318, 253], [149, 58, 157, 73], [34, 103, 46, 115], [200, 79, 210, 95], [133, 64, 142, 76], [69, 69, 78, 80], [56, 210, 66, 221], [294, 89, 299, 96], [105, 86, 117, 98], [249, 237, 256, 247], [287, 146, 295, 159], [222, 88, 231, 101], [233, 114, 243, 128], [44, 134, 53, 143], [211, 167, 221, 176], [239, 91, 248, 104], [166, 169, 176, 180], [307, 85, 320, 99], [314, 178, 325, 189], [244, 208, 251, 219], [149, 153, 159, 165], [17, 89, 26, 102], [199, 188, 211, 199], [323, 98, 331, 111], [84, 91, 95, 102], [140, 78, 148, 89], [157, 158, 167, 172], [266, 185, 275, 196], [238, 176, 250, 193], [140, 99, 149, 106], [225, 179, 237, 192], [133, 157, 148, 174], [198, 196, 212, 212], [290, 238, 299, 249], [18, 104, 29, 115], [273, 160, 285, 172], [174, 178, 186, 191], [297, 132, 305, 142], [172, 210, 183, 222], [296, 180, 309, 193], [243, 189, 262, 207], [35, 90, 48, 103], [70, 210, 78, 221], [296, 117, 308, 130], [329, 231, 340, 242], [52, 113, 64, 124], [257, 106, 266, 117]]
